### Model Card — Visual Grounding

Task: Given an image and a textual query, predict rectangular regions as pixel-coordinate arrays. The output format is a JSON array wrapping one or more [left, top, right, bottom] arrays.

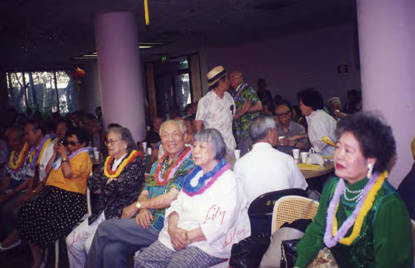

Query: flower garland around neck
[[29, 135, 52, 170], [52, 147, 91, 170], [323, 171, 387, 248], [154, 146, 192, 186], [9, 142, 29, 171], [183, 158, 229, 197], [104, 150, 143, 178]]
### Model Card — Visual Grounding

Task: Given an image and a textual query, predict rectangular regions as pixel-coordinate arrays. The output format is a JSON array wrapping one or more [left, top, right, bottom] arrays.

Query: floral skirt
[[16, 186, 86, 248]]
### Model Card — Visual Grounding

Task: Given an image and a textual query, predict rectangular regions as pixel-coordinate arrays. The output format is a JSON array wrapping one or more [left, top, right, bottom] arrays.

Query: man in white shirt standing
[[234, 116, 308, 205], [195, 65, 236, 156]]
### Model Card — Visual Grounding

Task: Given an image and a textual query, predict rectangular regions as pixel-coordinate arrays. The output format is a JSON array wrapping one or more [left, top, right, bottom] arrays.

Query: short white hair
[[159, 120, 186, 136], [250, 116, 276, 142]]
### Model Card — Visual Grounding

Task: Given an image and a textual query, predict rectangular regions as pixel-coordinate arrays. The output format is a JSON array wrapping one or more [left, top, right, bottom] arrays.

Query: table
[[298, 162, 334, 179]]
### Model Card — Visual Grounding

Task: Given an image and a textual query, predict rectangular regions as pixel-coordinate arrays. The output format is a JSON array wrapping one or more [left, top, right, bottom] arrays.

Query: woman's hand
[[121, 202, 138, 219], [57, 143, 68, 158], [168, 226, 189, 251], [135, 208, 153, 228]]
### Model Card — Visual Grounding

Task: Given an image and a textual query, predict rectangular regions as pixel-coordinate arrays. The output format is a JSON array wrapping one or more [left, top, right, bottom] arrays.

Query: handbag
[[229, 233, 270, 268]]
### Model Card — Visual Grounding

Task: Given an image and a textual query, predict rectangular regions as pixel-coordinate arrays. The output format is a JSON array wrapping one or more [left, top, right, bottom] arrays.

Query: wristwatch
[[135, 201, 142, 209]]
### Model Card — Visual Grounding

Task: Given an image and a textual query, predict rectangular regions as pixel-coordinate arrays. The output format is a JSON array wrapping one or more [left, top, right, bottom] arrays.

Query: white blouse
[[158, 169, 250, 259], [305, 109, 337, 156]]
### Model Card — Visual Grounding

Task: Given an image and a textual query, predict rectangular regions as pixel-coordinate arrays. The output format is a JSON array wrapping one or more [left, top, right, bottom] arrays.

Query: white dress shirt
[[305, 109, 337, 156], [234, 142, 308, 204]]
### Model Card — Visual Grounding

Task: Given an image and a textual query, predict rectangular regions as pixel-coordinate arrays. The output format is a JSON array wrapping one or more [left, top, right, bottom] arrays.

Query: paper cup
[[292, 149, 300, 159], [142, 142, 147, 153], [300, 152, 308, 163]]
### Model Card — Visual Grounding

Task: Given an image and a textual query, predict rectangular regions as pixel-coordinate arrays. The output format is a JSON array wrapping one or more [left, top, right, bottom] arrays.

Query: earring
[[367, 163, 373, 179]]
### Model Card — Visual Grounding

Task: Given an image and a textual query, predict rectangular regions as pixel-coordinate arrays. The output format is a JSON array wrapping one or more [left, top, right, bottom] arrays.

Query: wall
[[202, 24, 361, 105]]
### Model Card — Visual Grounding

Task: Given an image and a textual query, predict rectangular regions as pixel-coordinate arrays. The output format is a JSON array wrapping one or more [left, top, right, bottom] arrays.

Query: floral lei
[[29, 135, 52, 170], [154, 146, 192, 186], [183, 158, 229, 197], [9, 142, 29, 171], [323, 171, 387, 248], [104, 150, 142, 178]]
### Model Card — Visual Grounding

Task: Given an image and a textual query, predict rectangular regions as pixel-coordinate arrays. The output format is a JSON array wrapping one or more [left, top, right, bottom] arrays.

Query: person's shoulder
[[289, 120, 305, 131]]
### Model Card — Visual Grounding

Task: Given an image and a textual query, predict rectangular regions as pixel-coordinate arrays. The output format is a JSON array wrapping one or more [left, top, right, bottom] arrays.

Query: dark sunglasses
[[63, 140, 80, 146]]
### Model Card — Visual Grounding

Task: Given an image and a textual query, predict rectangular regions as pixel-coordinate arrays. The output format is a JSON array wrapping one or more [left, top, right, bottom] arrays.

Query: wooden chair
[[271, 195, 319, 234], [411, 219, 415, 265]]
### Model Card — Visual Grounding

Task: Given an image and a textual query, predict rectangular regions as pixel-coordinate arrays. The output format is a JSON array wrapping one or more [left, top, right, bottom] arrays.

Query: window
[[6, 70, 78, 116]]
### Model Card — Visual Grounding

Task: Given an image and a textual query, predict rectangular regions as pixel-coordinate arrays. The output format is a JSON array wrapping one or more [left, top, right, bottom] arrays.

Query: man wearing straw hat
[[195, 65, 236, 155]]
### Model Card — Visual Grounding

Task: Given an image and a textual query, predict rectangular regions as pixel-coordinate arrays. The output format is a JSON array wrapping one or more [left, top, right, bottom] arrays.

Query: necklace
[[52, 147, 91, 170], [104, 150, 142, 178], [154, 146, 192, 186], [183, 158, 229, 196], [323, 171, 387, 248], [29, 135, 52, 170], [343, 187, 364, 202], [9, 142, 29, 171]]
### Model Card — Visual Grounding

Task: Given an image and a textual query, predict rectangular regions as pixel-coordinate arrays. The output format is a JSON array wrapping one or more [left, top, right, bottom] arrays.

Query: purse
[[229, 233, 270, 268]]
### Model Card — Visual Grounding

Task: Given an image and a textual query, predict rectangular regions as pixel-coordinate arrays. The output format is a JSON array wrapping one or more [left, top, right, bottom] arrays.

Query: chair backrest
[[271, 195, 319, 234], [248, 188, 308, 218], [411, 219, 415, 265]]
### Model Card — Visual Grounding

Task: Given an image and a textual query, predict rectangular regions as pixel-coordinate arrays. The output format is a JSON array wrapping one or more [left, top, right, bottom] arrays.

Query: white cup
[[234, 149, 241, 160], [147, 148, 152, 156], [300, 152, 308, 163], [292, 149, 300, 159], [93, 147, 99, 160], [142, 142, 147, 153]]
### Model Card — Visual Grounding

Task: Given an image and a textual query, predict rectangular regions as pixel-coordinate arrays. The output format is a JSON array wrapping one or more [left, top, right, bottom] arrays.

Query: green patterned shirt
[[144, 153, 194, 231], [233, 83, 261, 139]]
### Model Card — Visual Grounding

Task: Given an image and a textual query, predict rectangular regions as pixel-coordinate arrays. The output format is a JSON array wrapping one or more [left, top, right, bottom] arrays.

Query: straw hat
[[207, 65, 226, 88]]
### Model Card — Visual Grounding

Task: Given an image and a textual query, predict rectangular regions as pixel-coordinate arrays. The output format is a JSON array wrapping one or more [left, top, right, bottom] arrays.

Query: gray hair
[[108, 127, 137, 152], [194, 128, 226, 160], [159, 120, 186, 136], [250, 116, 277, 142]]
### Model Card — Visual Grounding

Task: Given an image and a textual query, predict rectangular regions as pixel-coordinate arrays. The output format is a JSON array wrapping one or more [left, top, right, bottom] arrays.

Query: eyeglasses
[[63, 140, 80, 146], [104, 139, 122, 146], [275, 111, 291, 117]]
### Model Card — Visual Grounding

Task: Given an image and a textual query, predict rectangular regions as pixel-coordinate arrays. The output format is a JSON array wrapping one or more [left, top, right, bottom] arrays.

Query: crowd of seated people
[[0, 65, 412, 268]]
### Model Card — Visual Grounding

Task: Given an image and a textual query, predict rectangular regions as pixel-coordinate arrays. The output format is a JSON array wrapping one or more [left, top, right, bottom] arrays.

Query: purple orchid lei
[[323, 172, 378, 248]]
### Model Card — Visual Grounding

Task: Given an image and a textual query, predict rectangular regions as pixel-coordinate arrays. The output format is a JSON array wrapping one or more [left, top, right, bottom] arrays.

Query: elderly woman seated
[[295, 113, 413, 267], [66, 126, 146, 268], [134, 129, 250, 268], [16, 128, 92, 268]]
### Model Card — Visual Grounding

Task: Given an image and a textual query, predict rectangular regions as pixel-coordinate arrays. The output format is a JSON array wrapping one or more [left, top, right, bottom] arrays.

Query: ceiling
[[0, 0, 356, 71]]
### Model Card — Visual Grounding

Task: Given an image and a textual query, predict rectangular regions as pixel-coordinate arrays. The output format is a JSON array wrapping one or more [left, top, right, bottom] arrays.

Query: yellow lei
[[104, 150, 141, 179], [332, 171, 387, 245], [9, 142, 29, 170], [29, 138, 51, 165]]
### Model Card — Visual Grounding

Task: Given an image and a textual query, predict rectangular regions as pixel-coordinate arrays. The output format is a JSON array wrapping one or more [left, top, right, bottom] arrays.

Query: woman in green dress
[[295, 112, 413, 268]]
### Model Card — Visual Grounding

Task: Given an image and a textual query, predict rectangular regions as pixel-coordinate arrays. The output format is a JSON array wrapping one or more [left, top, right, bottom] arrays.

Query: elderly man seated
[[87, 120, 194, 268], [234, 116, 308, 205], [274, 100, 309, 155]]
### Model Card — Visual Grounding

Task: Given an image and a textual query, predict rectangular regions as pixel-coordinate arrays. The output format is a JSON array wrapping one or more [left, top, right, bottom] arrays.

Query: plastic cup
[[301, 152, 308, 163], [292, 149, 300, 159], [142, 142, 147, 153]]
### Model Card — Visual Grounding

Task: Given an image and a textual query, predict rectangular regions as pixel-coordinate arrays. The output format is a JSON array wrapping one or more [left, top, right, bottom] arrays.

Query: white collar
[[112, 153, 128, 170]]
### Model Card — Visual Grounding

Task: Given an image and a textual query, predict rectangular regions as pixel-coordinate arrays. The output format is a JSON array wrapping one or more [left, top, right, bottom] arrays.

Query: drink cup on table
[[292, 149, 300, 159], [93, 147, 100, 161], [142, 142, 147, 153], [300, 152, 308, 163]]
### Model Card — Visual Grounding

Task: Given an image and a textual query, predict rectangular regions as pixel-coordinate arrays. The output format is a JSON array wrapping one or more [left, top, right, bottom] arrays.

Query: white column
[[94, 12, 146, 141], [357, 0, 415, 186]]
